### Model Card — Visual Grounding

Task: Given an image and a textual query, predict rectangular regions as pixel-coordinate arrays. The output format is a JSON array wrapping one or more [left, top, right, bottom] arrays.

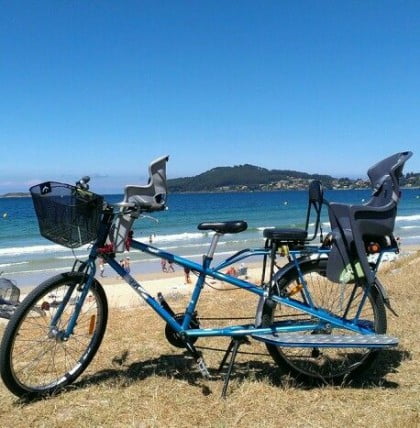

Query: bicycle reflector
[[89, 315, 96, 335]]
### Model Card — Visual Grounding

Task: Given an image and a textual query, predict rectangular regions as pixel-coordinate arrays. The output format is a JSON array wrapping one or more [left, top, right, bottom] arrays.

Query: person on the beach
[[184, 267, 191, 284], [238, 262, 247, 277], [117, 259, 123, 277], [161, 259, 167, 272], [124, 256, 131, 274], [99, 258, 105, 277], [226, 266, 237, 276], [167, 260, 175, 272]]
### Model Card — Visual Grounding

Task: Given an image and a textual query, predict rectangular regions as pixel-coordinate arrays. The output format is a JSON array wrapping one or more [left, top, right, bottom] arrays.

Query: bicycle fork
[[49, 263, 96, 341]]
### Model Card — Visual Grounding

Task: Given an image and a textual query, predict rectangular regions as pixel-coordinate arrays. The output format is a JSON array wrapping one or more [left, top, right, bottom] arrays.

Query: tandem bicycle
[[0, 151, 412, 399]]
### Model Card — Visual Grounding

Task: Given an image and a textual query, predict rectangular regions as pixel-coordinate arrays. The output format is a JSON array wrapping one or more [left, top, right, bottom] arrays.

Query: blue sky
[[1, 1, 419, 193]]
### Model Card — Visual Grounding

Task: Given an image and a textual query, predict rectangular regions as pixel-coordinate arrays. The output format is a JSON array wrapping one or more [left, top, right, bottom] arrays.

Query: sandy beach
[[98, 262, 265, 309]]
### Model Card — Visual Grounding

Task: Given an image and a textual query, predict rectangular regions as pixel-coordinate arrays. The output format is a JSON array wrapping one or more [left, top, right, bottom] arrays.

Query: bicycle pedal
[[196, 357, 211, 379]]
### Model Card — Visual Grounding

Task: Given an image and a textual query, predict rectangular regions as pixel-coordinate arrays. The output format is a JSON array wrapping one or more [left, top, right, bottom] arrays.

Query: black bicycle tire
[[0, 272, 108, 398], [262, 258, 387, 384]]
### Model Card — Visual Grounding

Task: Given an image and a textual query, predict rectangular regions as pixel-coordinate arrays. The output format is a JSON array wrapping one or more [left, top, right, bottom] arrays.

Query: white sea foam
[[161, 244, 205, 251], [0, 231, 231, 260], [402, 235, 420, 241], [0, 261, 29, 268], [56, 255, 88, 260], [5, 266, 66, 276], [181, 250, 236, 259], [0, 244, 67, 257], [396, 214, 420, 222], [0, 242, 94, 257], [134, 232, 205, 243], [1, 211, 418, 266]]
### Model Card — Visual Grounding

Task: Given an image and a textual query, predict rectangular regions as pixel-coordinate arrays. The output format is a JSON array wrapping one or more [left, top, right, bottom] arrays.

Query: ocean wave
[[396, 214, 420, 222], [402, 235, 420, 241], [0, 243, 70, 257], [4, 266, 66, 276], [134, 232, 205, 243], [161, 240, 228, 251], [2, 212, 418, 260], [256, 224, 307, 231], [0, 261, 29, 268], [0, 232, 207, 258], [257, 222, 331, 231], [0, 232, 253, 260], [179, 250, 236, 259], [56, 255, 88, 260]]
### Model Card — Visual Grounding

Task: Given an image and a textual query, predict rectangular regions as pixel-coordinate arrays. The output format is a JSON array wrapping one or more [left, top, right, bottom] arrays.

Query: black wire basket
[[30, 182, 104, 248]]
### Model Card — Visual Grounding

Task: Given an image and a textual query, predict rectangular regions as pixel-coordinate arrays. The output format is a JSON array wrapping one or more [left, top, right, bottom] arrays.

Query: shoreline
[[2, 186, 419, 198]]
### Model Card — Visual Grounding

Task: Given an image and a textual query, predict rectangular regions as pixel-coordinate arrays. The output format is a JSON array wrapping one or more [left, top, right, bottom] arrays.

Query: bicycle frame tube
[[57, 229, 379, 340], [119, 239, 268, 333], [130, 239, 266, 294], [105, 256, 184, 333], [107, 239, 375, 336], [214, 247, 271, 271]]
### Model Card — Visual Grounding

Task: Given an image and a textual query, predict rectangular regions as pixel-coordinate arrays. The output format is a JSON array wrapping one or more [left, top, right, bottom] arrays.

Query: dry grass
[[0, 252, 419, 427]]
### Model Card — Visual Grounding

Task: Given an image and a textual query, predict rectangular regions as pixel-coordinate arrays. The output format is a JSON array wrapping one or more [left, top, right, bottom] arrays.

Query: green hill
[[167, 164, 335, 192]]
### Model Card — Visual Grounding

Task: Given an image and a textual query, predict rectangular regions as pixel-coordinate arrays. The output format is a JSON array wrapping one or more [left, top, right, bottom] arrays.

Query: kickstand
[[218, 336, 249, 398]]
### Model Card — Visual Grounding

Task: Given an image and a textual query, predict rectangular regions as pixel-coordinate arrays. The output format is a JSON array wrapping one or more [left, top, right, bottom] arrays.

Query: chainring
[[165, 313, 200, 348]]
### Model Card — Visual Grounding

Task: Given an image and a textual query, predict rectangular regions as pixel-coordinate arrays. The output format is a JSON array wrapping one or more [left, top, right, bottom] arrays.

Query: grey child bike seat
[[326, 151, 413, 284]]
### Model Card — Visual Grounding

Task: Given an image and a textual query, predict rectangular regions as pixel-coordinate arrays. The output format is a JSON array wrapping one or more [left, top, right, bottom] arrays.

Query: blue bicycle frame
[[88, 237, 378, 341]]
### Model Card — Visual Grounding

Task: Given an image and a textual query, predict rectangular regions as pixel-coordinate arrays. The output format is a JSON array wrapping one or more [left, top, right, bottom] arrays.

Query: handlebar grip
[[76, 176, 90, 190]]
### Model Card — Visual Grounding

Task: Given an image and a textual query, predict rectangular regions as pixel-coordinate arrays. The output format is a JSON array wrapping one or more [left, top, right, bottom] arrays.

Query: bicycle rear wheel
[[0, 272, 108, 398], [262, 258, 387, 383]]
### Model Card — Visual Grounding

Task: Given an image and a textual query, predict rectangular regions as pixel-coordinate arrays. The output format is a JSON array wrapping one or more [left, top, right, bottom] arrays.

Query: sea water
[[0, 189, 419, 288]]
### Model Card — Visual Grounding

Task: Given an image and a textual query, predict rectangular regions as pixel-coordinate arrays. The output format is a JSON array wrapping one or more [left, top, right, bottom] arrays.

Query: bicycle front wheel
[[262, 258, 387, 384], [0, 272, 108, 398]]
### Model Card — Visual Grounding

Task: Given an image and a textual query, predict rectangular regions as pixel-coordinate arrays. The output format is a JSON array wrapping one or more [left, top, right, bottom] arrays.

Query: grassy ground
[[0, 252, 419, 427]]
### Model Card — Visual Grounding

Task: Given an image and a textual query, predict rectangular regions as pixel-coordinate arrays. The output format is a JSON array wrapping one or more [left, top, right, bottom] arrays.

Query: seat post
[[206, 232, 222, 259]]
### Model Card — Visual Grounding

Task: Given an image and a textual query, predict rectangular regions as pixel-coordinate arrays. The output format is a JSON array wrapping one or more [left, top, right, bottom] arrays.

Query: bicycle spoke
[[1, 273, 108, 397], [264, 259, 386, 382]]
